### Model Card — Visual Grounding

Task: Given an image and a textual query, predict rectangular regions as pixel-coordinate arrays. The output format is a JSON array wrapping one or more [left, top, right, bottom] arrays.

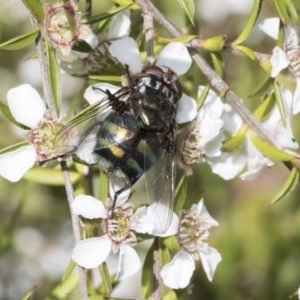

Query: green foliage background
[[0, 0, 300, 299]]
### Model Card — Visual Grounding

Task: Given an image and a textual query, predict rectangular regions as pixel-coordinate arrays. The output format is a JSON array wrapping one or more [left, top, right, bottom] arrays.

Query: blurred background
[[0, 0, 300, 299]]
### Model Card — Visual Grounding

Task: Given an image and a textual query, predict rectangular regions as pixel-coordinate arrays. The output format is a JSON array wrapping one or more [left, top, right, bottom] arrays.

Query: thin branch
[[134, 0, 278, 148], [30, 12, 89, 300], [60, 161, 89, 300], [143, 9, 155, 64]]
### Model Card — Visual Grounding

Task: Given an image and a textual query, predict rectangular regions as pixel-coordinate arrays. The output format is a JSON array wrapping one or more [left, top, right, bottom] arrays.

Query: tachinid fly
[[57, 65, 182, 232]]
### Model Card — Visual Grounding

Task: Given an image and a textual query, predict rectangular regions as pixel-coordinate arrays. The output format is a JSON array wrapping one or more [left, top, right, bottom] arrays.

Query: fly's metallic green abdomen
[[95, 112, 161, 188]]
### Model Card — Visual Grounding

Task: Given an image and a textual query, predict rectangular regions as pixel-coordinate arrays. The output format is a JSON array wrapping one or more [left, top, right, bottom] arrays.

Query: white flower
[[208, 90, 299, 180], [0, 84, 46, 182], [0, 84, 67, 182], [160, 199, 221, 289], [259, 18, 300, 113], [72, 195, 142, 280], [180, 87, 225, 175], [108, 37, 197, 123]]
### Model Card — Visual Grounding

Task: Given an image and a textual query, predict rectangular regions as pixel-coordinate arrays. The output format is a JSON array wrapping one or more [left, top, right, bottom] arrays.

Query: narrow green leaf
[[157, 35, 197, 44], [88, 75, 122, 83], [61, 259, 77, 282], [99, 262, 112, 295], [21, 0, 44, 23], [50, 272, 79, 299], [46, 43, 61, 115], [285, 0, 298, 23], [222, 126, 246, 151], [174, 174, 187, 213], [273, 80, 286, 124], [20, 286, 37, 300], [269, 166, 299, 207], [232, 44, 255, 60], [84, 5, 134, 25], [0, 29, 40, 50], [253, 93, 275, 121], [0, 141, 29, 155], [211, 52, 224, 77], [249, 131, 295, 161], [177, 0, 195, 25], [198, 35, 226, 52], [99, 170, 108, 202], [0, 101, 30, 129], [248, 75, 273, 99], [232, 0, 262, 44], [24, 167, 80, 185], [142, 242, 155, 299], [273, 0, 288, 23]]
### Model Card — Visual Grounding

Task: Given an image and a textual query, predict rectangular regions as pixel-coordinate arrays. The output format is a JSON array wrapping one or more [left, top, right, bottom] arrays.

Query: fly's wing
[[145, 145, 176, 234], [54, 86, 132, 162]]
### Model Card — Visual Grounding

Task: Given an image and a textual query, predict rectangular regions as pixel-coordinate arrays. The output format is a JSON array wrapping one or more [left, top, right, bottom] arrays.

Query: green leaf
[[198, 35, 226, 52], [88, 75, 122, 84], [20, 286, 37, 300], [84, 5, 135, 25], [46, 42, 61, 115], [253, 93, 275, 121], [0, 141, 29, 155], [273, 80, 286, 124], [248, 75, 273, 99], [285, 0, 298, 23], [49, 272, 79, 299], [222, 126, 246, 151], [177, 0, 195, 25], [142, 241, 155, 299], [273, 0, 288, 23], [174, 174, 187, 213], [232, 44, 255, 60], [61, 259, 77, 282], [211, 52, 224, 77], [99, 262, 112, 295], [24, 167, 80, 185], [249, 131, 295, 161], [0, 29, 40, 50], [157, 35, 197, 44], [232, 0, 262, 44], [21, 0, 44, 23], [0, 101, 30, 129], [269, 166, 299, 207]]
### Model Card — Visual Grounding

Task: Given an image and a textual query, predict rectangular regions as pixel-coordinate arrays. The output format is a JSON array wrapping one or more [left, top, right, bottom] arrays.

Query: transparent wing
[[145, 147, 176, 234], [54, 86, 131, 158]]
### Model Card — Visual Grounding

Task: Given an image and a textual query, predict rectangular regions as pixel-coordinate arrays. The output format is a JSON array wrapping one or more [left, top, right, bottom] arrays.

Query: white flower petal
[[207, 152, 246, 180], [109, 37, 142, 74], [176, 93, 197, 123], [115, 244, 141, 281], [131, 206, 156, 234], [84, 83, 120, 104], [72, 195, 106, 219], [72, 236, 112, 269], [160, 251, 195, 289], [222, 103, 243, 134], [196, 199, 219, 228], [156, 42, 192, 76], [132, 205, 178, 236], [257, 18, 280, 40], [108, 10, 131, 39], [198, 245, 222, 282], [270, 47, 289, 78], [0, 145, 36, 182], [284, 24, 299, 49], [7, 84, 46, 128]]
